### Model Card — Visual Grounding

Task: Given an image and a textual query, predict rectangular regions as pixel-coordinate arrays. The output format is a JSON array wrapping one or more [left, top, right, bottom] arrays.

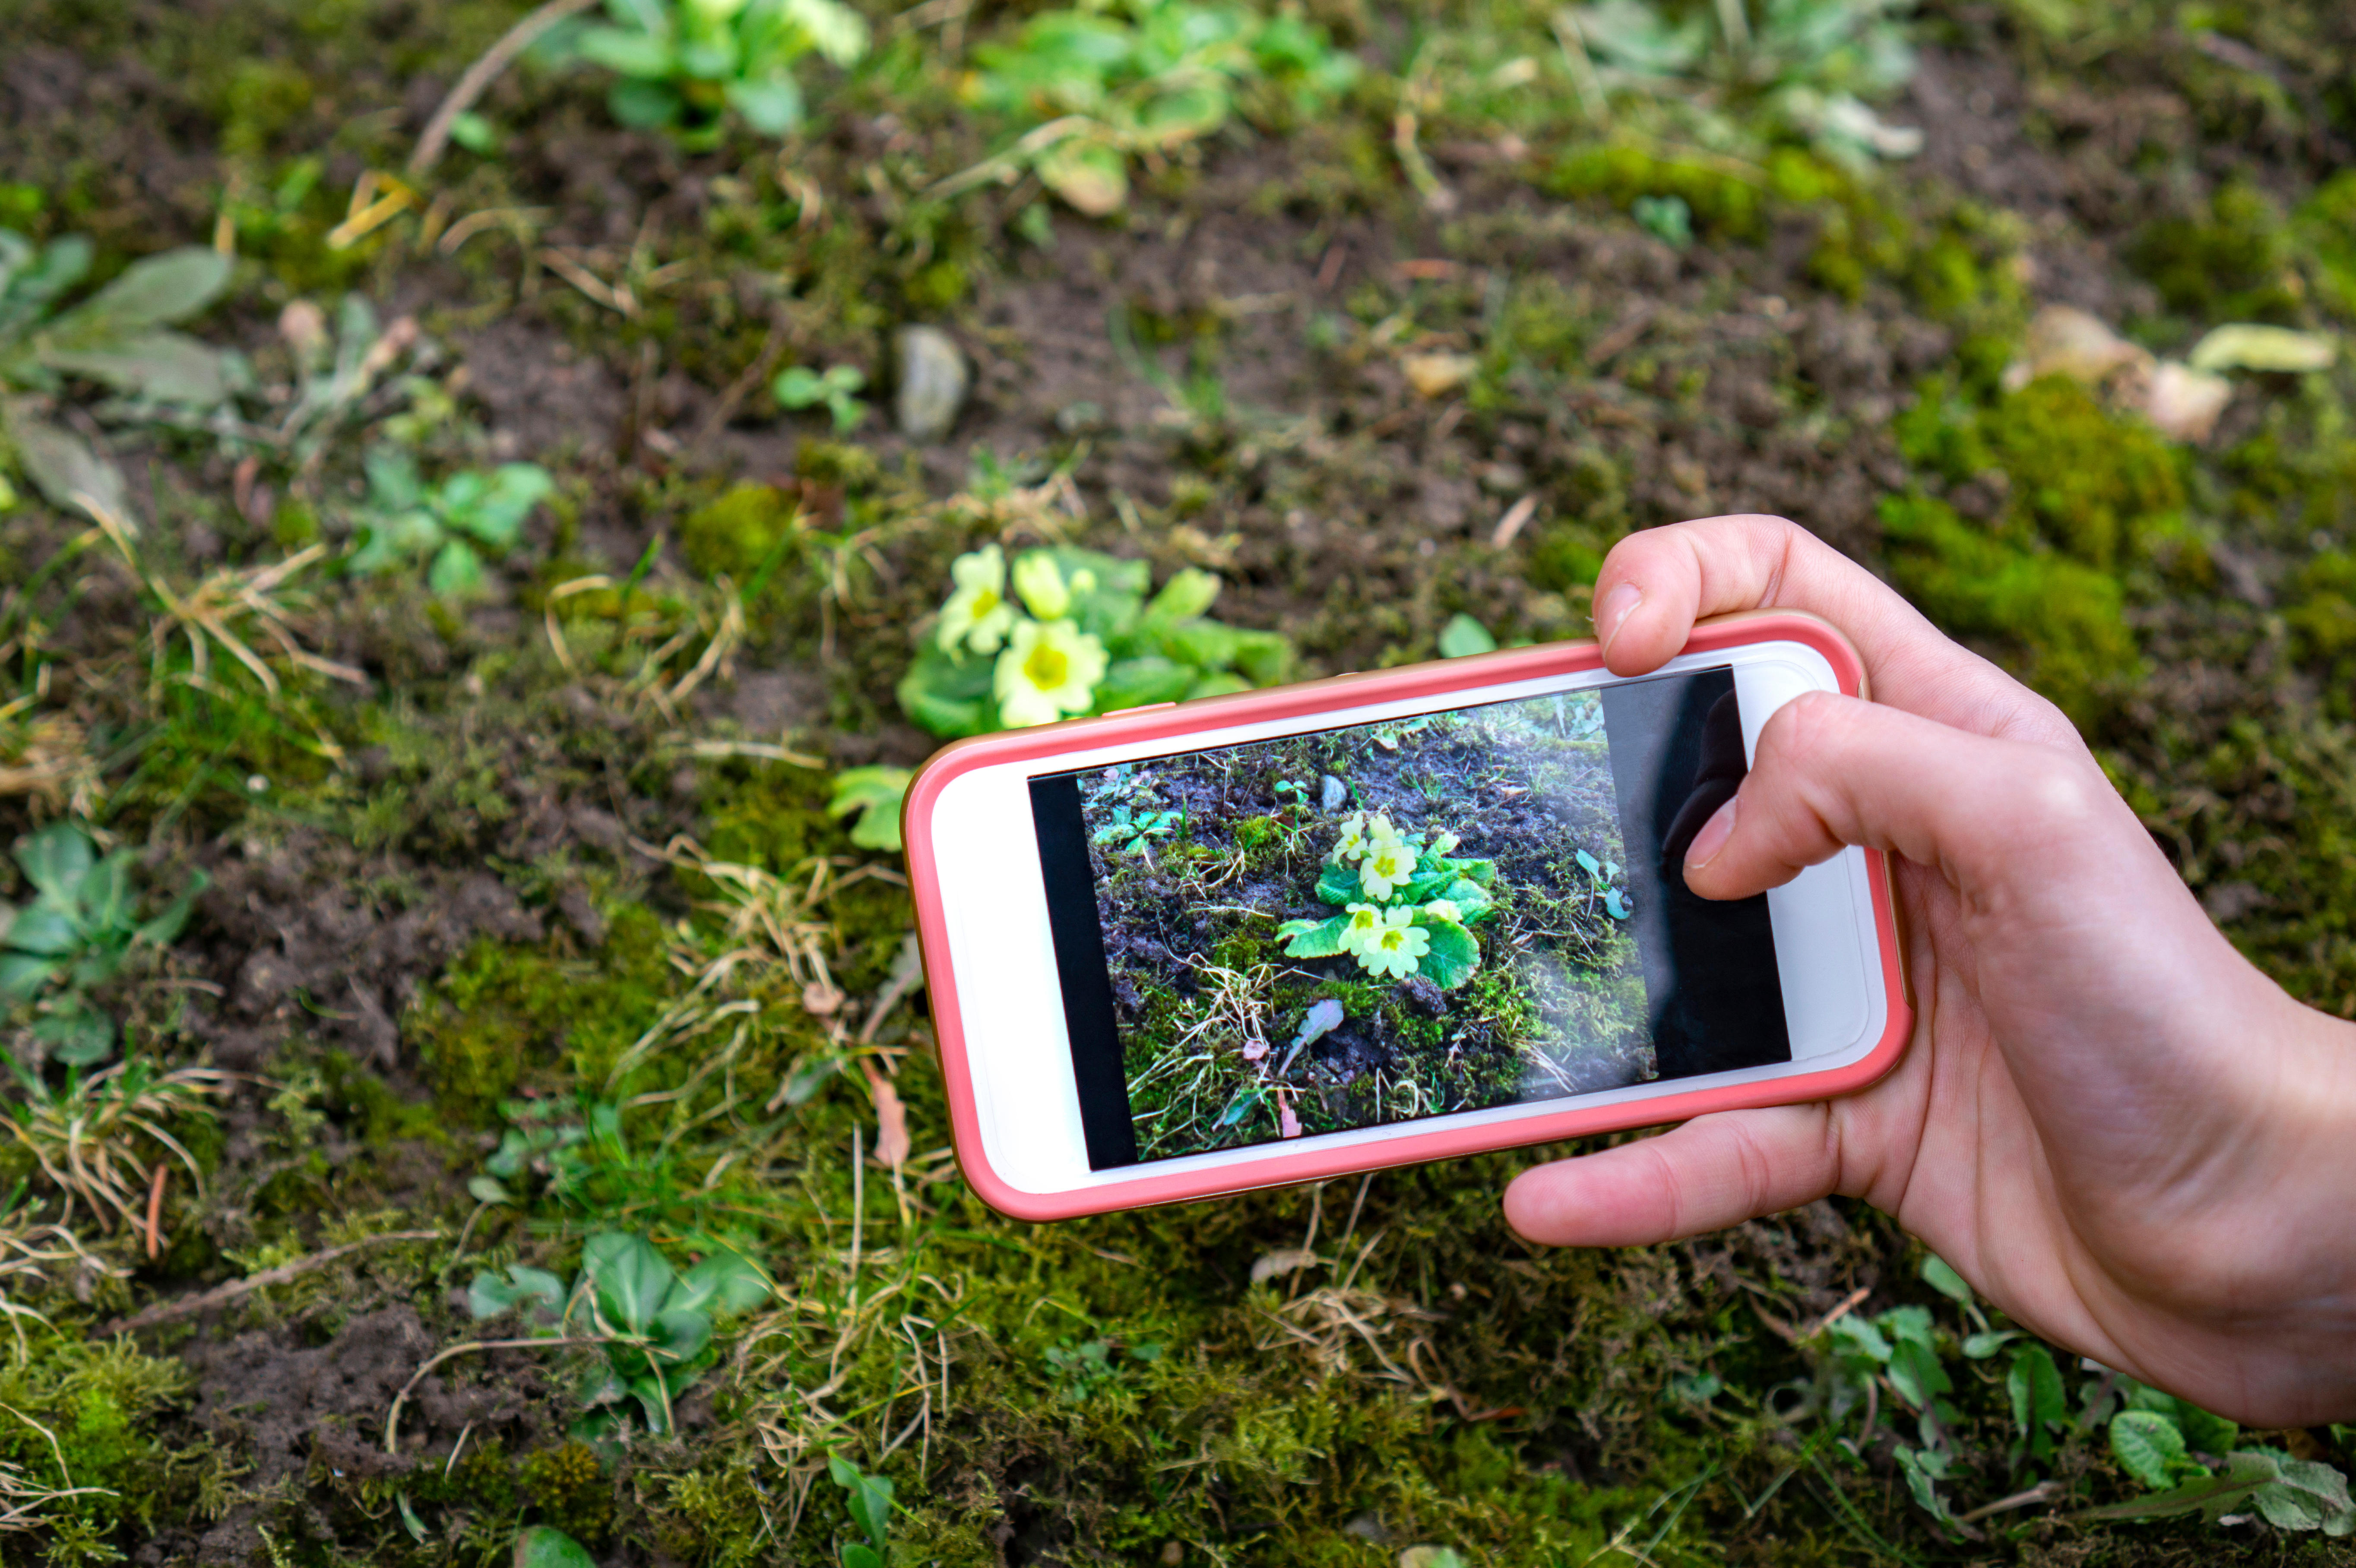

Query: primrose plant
[[1278, 812, 1493, 989], [345, 447, 553, 595], [469, 1231, 770, 1438], [0, 823, 203, 1066], [555, 0, 871, 148]]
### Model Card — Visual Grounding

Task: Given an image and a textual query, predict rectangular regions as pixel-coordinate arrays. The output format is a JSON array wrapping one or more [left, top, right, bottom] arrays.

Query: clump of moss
[[1979, 377, 2186, 571], [0, 1328, 198, 1553], [1879, 493, 2139, 726], [521, 1440, 614, 1543], [2287, 550, 2356, 718], [405, 903, 675, 1123], [2128, 180, 2301, 322], [681, 482, 803, 585]]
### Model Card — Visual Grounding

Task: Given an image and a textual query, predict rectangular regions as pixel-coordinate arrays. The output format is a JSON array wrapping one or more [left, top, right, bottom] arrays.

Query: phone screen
[[1028, 666, 1789, 1170]]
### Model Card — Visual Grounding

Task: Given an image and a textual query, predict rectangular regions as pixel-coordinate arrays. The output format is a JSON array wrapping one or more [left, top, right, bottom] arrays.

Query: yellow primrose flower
[[1364, 812, 1400, 847], [1012, 552, 1072, 619], [1358, 834, 1418, 900], [1340, 902, 1386, 956], [1361, 907, 1431, 980], [1329, 811, 1370, 863], [937, 544, 1016, 654], [994, 618, 1108, 727]]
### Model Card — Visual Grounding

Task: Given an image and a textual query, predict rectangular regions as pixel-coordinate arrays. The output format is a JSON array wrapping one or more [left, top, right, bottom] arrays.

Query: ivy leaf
[[1277, 915, 1351, 959], [2111, 1409, 2193, 1490]]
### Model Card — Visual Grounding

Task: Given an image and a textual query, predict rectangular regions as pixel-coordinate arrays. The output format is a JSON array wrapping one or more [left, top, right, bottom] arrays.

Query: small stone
[[1320, 774, 1348, 812], [895, 325, 969, 442]]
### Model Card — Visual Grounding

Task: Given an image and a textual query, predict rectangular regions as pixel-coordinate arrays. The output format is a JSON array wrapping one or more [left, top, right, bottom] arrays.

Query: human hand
[[1502, 514, 2356, 1426]]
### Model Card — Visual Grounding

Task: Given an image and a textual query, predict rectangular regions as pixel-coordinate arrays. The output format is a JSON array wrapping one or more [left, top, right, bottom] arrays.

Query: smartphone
[[903, 611, 1911, 1221]]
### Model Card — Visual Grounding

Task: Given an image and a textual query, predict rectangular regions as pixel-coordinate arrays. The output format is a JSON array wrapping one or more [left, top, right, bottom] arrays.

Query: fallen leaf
[[1240, 1036, 1268, 1062], [1249, 1247, 1321, 1285], [1278, 1099, 1303, 1139], [2187, 323, 2338, 373], [1401, 352, 1476, 399], [2144, 360, 2233, 443], [2004, 305, 2149, 392], [860, 1058, 910, 1167]]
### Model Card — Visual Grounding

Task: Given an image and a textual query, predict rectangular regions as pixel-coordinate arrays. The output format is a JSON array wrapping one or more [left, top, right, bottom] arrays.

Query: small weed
[[552, 0, 871, 148], [468, 1232, 771, 1437], [774, 364, 868, 433], [345, 448, 554, 596], [826, 1454, 893, 1567], [827, 767, 912, 852], [0, 823, 202, 1065]]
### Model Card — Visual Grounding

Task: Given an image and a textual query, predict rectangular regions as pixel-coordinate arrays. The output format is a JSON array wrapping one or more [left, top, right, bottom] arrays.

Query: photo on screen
[[1029, 668, 1791, 1168]]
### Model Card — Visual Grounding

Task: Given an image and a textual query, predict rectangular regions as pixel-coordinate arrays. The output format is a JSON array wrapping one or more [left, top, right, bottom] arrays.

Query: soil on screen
[[1086, 697, 1650, 1161]]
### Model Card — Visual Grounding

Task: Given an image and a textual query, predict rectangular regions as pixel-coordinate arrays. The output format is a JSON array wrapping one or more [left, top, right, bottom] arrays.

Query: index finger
[[1591, 515, 2078, 746]]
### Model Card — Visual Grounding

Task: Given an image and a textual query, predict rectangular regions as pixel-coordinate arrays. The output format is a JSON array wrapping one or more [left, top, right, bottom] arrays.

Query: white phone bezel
[[922, 639, 1884, 1202]]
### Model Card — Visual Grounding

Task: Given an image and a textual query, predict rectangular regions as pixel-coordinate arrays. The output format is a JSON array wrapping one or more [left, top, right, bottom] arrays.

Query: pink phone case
[[902, 611, 1913, 1221]]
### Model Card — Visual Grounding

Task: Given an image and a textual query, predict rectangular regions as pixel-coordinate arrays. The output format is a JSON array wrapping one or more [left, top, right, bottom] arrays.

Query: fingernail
[[1594, 582, 1642, 659], [1685, 797, 1737, 870]]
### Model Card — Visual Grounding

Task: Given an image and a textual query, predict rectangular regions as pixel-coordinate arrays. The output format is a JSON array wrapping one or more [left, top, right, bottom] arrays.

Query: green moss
[[2129, 180, 2301, 321], [218, 59, 315, 158], [405, 903, 675, 1124], [2288, 550, 2356, 718], [0, 1327, 199, 1552], [521, 1440, 614, 1543], [1880, 493, 2139, 726], [681, 482, 803, 585]]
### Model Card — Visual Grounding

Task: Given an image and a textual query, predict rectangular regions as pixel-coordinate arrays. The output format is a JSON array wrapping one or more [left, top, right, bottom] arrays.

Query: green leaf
[[457, 464, 554, 548], [1575, 848, 1602, 879], [428, 538, 487, 596], [0, 952, 59, 998], [1884, 1337, 1951, 1412], [1919, 1254, 1972, 1305], [47, 247, 230, 338], [2007, 1343, 2066, 1461], [14, 822, 93, 905], [1, 403, 127, 516], [649, 1304, 713, 1369], [582, 1232, 676, 1335], [576, 22, 678, 77], [2111, 1409, 2191, 1490], [469, 1265, 566, 1322], [1438, 613, 1497, 657], [1961, 1329, 2020, 1359], [1143, 568, 1220, 623], [37, 1003, 113, 1067], [2177, 1402, 2241, 1460], [608, 76, 685, 128], [1313, 861, 1362, 907], [828, 1454, 894, 1546], [41, 329, 238, 405], [783, 0, 871, 66], [514, 1524, 598, 1568], [896, 645, 995, 738], [1414, 918, 1480, 989], [673, 1250, 772, 1316], [1093, 655, 1195, 712], [727, 75, 805, 134], [841, 1548, 883, 1568], [4, 905, 81, 960], [134, 870, 208, 948], [2074, 1450, 2283, 1524], [1277, 915, 1351, 959], [829, 768, 912, 853]]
